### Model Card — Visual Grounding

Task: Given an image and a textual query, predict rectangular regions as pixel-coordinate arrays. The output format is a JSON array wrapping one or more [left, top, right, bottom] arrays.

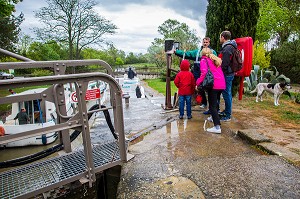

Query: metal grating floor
[[0, 140, 126, 199]]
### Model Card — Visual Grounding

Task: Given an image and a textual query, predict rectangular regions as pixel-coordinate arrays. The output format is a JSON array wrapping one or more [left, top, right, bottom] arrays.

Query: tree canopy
[[0, 0, 21, 18], [34, 0, 117, 60], [206, 0, 259, 51], [0, 0, 23, 55], [256, 0, 300, 47], [148, 19, 200, 67]]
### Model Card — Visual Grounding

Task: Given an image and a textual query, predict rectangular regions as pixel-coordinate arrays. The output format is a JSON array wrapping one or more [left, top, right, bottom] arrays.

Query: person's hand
[[195, 86, 198, 91]]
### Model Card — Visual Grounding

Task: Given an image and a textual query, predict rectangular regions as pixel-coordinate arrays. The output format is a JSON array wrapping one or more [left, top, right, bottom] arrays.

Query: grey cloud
[[97, 0, 207, 28], [162, 0, 207, 20]]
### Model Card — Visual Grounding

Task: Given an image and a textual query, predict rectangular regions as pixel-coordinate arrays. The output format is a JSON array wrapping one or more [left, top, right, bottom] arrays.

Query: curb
[[237, 129, 300, 167], [237, 129, 271, 145]]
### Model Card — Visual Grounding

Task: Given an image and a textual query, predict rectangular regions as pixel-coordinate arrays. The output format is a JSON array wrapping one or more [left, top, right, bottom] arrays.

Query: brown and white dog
[[250, 82, 291, 106]]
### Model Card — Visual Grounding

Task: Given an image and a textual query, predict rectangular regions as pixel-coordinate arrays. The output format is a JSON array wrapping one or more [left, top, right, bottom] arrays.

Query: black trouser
[[207, 89, 223, 126]]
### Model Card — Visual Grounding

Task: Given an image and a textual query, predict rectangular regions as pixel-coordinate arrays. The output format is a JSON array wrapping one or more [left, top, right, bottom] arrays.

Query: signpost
[[164, 39, 174, 110], [71, 88, 101, 102]]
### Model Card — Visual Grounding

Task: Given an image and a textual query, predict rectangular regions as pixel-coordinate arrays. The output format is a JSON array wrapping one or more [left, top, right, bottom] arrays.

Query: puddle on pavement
[[129, 118, 259, 159]]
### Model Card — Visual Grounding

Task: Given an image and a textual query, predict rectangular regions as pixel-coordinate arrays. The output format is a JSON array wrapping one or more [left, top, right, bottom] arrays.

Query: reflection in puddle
[[129, 119, 259, 160]]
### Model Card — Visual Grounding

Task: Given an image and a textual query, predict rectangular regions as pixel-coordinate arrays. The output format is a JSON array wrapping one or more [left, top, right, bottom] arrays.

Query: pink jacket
[[196, 56, 226, 90]]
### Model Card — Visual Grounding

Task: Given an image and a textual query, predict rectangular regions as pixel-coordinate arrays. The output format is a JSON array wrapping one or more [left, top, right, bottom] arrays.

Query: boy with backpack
[[174, 60, 195, 119]]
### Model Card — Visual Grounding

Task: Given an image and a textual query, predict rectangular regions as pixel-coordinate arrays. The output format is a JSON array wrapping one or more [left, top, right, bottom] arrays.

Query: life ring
[[0, 126, 5, 136]]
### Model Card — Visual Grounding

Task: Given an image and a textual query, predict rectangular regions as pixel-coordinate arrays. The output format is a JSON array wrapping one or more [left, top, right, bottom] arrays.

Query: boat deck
[[0, 140, 127, 199]]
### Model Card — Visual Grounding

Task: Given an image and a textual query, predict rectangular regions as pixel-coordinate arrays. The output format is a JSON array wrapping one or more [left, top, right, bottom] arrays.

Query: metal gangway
[[0, 59, 128, 199]]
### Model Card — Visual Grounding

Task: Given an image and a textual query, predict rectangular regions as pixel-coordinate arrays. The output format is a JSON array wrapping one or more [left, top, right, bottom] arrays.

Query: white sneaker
[[206, 126, 221, 134], [207, 116, 213, 122]]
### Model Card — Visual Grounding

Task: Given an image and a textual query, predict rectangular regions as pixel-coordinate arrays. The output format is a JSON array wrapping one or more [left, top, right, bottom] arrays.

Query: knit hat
[[180, 60, 190, 71]]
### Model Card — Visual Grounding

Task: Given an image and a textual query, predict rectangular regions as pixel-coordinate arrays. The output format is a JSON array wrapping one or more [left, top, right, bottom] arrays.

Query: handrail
[[0, 59, 115, 153], [0, 48, 34, 62], [0, 59, 114, 76], [0, 71, 127, 187]]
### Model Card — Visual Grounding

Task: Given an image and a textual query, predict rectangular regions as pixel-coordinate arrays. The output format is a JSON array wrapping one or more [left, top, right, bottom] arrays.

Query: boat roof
[[9, 88, 48, 96]]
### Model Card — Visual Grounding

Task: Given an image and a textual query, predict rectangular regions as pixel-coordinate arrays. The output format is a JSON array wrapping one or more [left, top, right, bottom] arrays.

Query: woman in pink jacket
[[196, 47, 225, 133]]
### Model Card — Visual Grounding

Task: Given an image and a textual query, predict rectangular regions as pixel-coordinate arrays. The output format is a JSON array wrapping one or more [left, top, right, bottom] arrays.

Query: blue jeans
[[222, 75, 234, 118], [179, 95, 192, 117]]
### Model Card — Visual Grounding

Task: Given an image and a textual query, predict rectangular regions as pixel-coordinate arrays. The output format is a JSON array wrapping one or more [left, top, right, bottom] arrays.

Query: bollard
[[123, 94, 130, 105]]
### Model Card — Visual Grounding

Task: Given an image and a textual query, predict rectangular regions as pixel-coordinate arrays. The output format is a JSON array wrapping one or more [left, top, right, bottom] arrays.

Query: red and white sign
[[71, 88, 101, 102]]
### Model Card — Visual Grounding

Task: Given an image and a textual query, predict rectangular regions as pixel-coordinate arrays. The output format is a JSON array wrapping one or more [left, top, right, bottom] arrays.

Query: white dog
[[250, 82, 291, 106]]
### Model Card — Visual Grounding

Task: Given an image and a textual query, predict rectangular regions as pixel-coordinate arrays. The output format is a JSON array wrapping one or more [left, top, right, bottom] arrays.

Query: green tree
[[17, 34, 33, 57], [125, 52, 139, 64], [106, 44, 126, 66], [26, 41, 66, 61], [115, 57, 124, 66], [34, 0, 117, 60], [256, 0, 300, 46], [0, 0, 23, 56], [81, 48, 116, 67], [253, 40, 271, 69], [147, 44, 165, 67], [0, 0, 19, 18], [206, 0, 260, 51], [270, 39, 300, 83], [148, 19, 200, 67], [156, 19, 200, 50]]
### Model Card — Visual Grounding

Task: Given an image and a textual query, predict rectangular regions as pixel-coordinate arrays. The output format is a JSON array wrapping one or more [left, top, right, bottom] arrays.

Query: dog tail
[[250, 86, 257, 94]]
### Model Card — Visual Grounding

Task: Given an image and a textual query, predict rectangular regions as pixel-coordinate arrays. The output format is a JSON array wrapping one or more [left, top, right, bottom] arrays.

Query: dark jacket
[[219, 40, 237, 75], [14, 111, 30, 125], [174, 60, 195, 96], [128, 68, 136, 79], [135, 86, 142, 98]]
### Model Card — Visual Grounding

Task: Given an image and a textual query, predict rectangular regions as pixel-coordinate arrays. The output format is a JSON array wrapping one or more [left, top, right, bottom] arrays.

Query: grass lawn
[[235, 94, 300, 125], [144, 78, 178, 96]]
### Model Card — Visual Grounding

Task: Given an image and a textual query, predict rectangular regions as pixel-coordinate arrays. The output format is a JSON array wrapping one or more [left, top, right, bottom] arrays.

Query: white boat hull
[[0, 121, 58, 147], [115, 77, 145, 98]]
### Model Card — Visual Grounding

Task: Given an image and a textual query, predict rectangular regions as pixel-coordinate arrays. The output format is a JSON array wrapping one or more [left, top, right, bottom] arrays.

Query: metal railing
[[0, 59, 127, 198]]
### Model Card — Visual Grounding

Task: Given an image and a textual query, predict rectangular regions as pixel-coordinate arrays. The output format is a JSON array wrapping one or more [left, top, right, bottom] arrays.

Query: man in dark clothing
[[14, 108, 30, 125], [135, 85, 142, 98], [218, 31, 237, 122], [127, 67, 136, 79]]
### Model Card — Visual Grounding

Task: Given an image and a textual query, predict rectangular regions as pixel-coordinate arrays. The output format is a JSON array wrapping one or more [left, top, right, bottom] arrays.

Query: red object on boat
[[0, 126, 5, 136]]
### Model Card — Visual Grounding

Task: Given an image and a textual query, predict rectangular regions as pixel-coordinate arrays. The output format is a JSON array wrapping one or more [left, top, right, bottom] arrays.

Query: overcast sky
[[15, 0, 208, 54]]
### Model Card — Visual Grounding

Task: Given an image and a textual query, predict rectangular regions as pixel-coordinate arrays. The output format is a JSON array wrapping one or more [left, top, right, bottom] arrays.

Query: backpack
[[227, 44, 243, 72]]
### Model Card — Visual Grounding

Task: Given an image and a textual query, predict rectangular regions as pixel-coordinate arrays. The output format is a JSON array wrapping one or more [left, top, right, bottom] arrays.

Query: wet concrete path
[[116, 97, 300, 198]]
